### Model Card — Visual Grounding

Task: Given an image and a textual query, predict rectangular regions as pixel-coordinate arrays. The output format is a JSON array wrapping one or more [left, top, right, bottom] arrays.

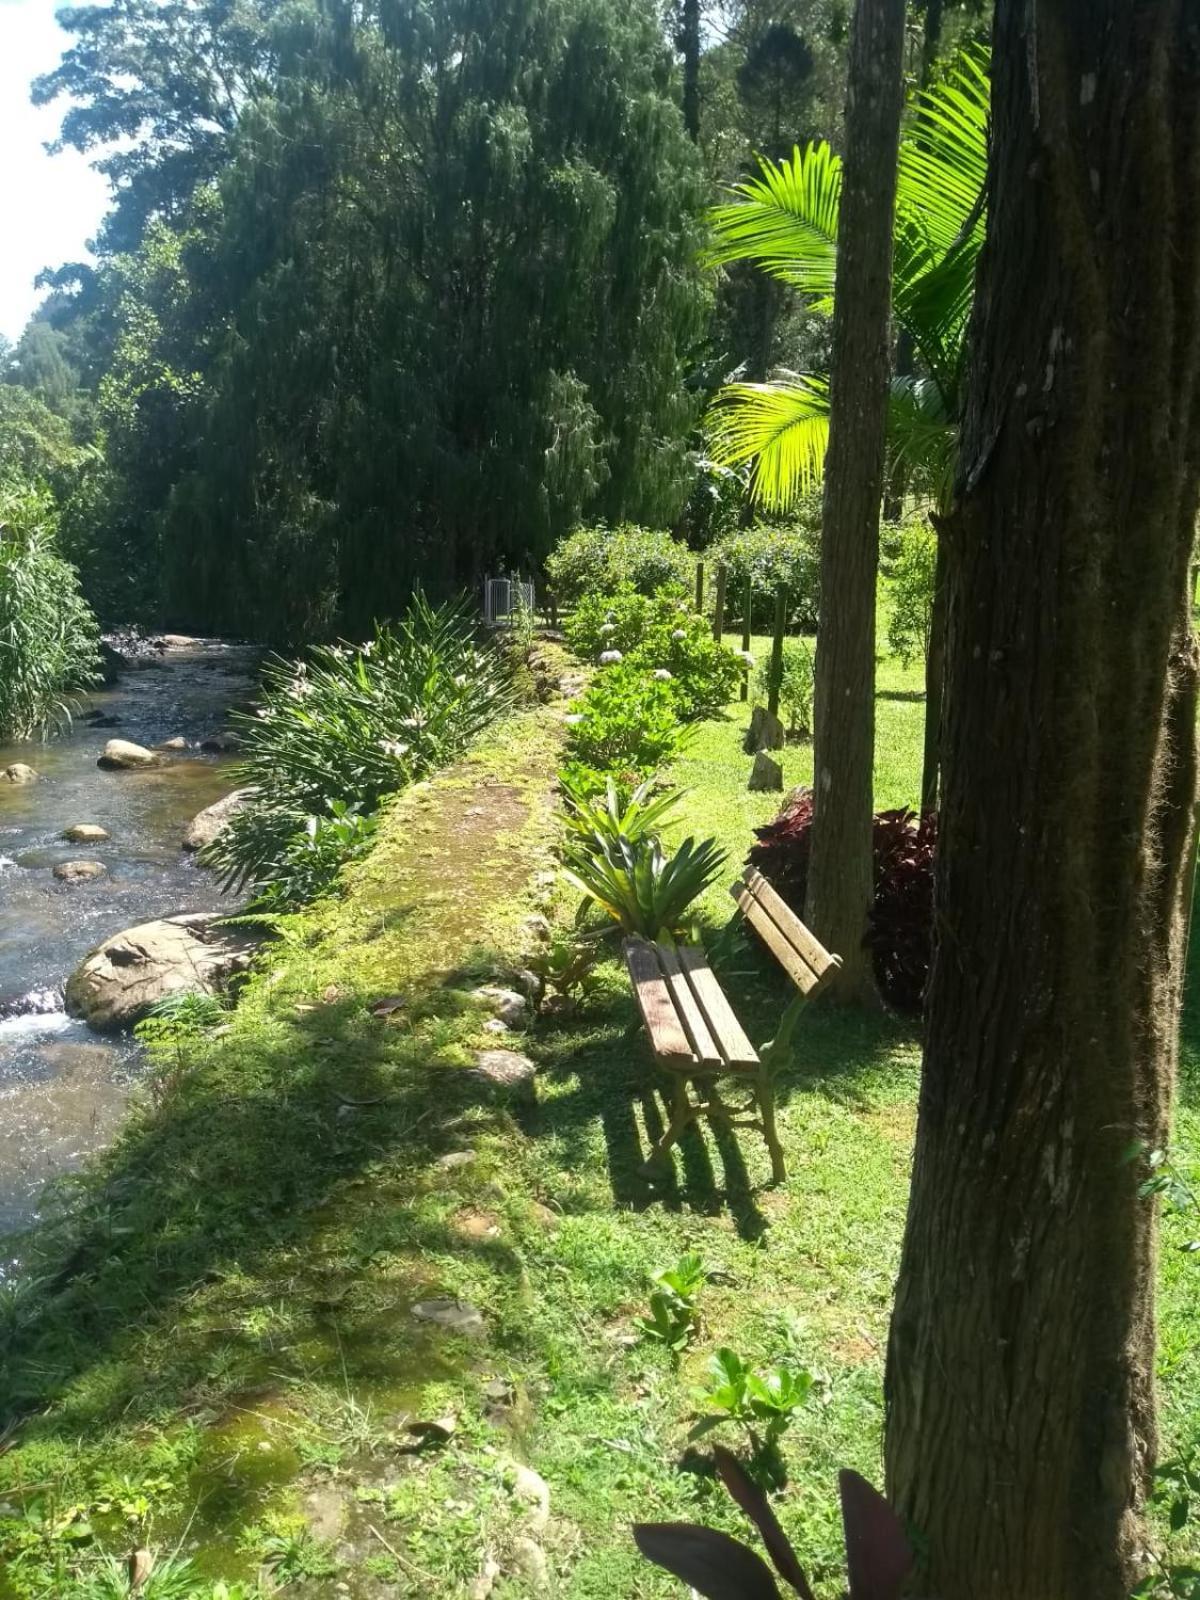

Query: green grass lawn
[[0, 648, 1196, 1599]]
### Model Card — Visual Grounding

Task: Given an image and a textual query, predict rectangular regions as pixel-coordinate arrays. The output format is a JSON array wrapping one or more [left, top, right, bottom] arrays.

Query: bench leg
[[756, 1071, 787, 1185], [643, 1074, 696, 1173]]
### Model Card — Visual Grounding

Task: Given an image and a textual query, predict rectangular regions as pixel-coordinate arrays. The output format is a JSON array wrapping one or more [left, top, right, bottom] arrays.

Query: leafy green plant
[[564, 663, 686, 777], [559, 771, 684, 848], [202, 595, 513, 905], [546, 523, 694, 604], [637, 1253, 709, 1360], [78, 1551, 256, 1598], [1132, 1451, 1200, 1598], [690, 1347, 817, 1488], [707, 514, 822, 631], [0, 479, 101, 739], [885, 516, 938, 669], [565, 585, 741, 720], [560, 824, 726, 940], [524, 934, 604, 1011], [635, 1445, 913, 1599], [756, 638, 814, 737]]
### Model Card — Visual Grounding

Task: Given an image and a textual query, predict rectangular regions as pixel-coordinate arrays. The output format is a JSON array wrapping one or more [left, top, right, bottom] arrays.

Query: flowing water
[[0, 641, 258, 1234]]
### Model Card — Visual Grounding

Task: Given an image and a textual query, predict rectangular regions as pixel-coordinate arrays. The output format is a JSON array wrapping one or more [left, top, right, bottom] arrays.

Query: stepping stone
[[411, 1298, 486, 1338], [53, 860, 107, 884], [469, 1049, 537, 1102], [62, 824, 109, 843], [472, 985, 528, 1026], [435, 1149, 476, 1172]]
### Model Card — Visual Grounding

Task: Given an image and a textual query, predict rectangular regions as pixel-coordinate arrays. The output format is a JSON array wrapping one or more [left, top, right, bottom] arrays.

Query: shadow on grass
[[532, 946, 916, 1242], [0, 987, 542, 1433]]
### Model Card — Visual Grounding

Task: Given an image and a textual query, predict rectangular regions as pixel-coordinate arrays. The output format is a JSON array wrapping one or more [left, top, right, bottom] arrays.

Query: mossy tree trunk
[[804, 0, 906, 1003], [886, 5, 1200, 1597]]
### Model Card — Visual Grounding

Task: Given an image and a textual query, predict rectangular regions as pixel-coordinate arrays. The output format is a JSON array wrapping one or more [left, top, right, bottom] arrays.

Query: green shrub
[[564, 663, 685, 778], [565, 584, 741, 720], [545, 523, 693, 603], [885, 515, 938, 668], [0, 480, 101, 739], [756, 637, 815, 736], [708, 510, 821, 631], [202, 596, 514, 906]]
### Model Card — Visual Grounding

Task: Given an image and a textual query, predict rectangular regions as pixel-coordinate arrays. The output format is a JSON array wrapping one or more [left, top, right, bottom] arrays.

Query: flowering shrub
[[563, 663, 686, 782], [746, 787, 937, 1013], [566, 585, 741, 720], [545, 523, 693, 603]]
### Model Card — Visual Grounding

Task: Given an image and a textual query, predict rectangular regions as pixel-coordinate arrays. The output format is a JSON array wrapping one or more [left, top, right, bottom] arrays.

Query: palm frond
[[705, 377, 830, 511], [704, 143, 841, 305], [887, 375, 958, 509]]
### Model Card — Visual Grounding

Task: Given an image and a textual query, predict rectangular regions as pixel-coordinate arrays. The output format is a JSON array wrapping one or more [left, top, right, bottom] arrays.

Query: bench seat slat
[[655, 943, 723, 1065], [676, 945, 759, 1067], [731, 883, 824, 996], [624, 938, 695, 1061], [744, 867, 838, 984]]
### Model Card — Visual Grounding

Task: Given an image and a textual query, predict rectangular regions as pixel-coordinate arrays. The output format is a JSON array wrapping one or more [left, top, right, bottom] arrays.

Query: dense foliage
[[545, 524, 696, 606], [203, 597, 514, 906], [562, 664, 686, 795], [884, 516, 938, 667], [747, 787, 936, 1013], [756, 637, 814, 736], [565, 584, 742, 719], [21, 0, 708, 640], [706, 513, 822, 629], [0, 482, 101, 740]]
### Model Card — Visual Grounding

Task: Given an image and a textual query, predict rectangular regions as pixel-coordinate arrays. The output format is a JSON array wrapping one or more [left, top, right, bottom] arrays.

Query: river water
[[0, 641, 257, 1234]]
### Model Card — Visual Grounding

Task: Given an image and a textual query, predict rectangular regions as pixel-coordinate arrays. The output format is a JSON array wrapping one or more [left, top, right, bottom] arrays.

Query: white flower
[[379, 740, 410, 759], [598, 649, 624, 665], [599, 622, 618, 636], [564, 713, 585, 726], [736, 649, 756, 666], [652, 668, 673, 681], [671, 629, 686, 641]]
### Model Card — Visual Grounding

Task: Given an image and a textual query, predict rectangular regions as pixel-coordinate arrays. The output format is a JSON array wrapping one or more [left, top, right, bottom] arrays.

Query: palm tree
[[704, 45, 989, 513]]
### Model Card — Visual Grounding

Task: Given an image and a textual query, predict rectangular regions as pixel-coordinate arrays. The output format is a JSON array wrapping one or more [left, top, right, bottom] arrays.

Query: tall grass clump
[[0, 481, 101, 740], [203, 595, 515, 908]]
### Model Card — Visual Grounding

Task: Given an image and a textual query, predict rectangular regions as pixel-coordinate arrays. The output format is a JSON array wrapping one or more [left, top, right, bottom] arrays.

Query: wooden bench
[[623, 867, 841, 1184]]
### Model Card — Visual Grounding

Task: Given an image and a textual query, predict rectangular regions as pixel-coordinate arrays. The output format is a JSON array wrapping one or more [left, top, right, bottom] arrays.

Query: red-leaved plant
[[746, 788, 937, 1014], [634, 1445, 912, 1599]]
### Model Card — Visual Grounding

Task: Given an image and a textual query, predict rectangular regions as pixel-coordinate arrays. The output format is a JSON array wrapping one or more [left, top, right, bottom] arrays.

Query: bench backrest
[[730, 867, 841, 998]]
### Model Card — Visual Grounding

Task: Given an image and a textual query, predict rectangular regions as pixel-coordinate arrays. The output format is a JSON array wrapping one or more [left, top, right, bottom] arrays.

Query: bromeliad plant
[[635, 1445, 913, 1600], [636, 1253, 710, 1362]]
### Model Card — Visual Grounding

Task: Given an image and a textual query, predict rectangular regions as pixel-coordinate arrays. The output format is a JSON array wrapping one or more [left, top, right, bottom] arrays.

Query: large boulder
[[2, 764, 38, 784], [98, 739, 159, 770], [65, 913, 260, 1032], [183, 788, 253, 852]]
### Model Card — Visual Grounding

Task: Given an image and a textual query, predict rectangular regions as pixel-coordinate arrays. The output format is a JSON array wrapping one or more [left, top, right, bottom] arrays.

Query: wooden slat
[[744, 867, 840, 984], [623, 938, 695, 1061], [676, 945, 759, 1068], [730, 882, 823, 996], [655, 943, 723, 1066]]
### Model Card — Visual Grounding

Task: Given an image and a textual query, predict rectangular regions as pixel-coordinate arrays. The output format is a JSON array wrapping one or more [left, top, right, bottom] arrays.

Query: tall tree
[[801, 0, 905, 1001], [885, 5, 1200, 1596]]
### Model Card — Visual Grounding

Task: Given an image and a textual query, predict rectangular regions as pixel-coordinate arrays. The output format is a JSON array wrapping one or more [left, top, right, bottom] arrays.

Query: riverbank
[[1, 663, 1197, 1598]]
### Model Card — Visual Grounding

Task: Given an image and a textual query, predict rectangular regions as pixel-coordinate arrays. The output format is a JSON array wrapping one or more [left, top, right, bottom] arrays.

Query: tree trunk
[[804, 0, 906, 1003], [918, 528, 947, 815], [681, 0, 701, 143], [885, 7, 1200, 1598], [920, 0, 944, 81]]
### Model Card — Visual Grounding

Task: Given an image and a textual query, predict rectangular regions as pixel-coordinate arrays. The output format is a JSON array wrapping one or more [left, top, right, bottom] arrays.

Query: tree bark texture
[[804, 0, 906, 1002], [886, 6, 1200, 1598], [681, 0, 701, 142], [919, 529, 948, 816]]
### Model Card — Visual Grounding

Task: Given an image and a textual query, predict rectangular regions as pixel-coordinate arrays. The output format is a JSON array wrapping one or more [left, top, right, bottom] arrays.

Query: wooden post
[[742, 576, 752, 700], [740, 577, 752, 701], [767, 586, 787, 718], [695, 560, 705, 614], [712, 564, 727, 641]]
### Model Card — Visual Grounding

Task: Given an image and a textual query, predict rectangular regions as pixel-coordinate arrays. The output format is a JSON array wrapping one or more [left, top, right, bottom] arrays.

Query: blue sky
[[0, 0, 109, 342]]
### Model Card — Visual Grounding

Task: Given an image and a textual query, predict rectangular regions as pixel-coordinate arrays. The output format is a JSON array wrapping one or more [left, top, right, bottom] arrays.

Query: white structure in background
[[483, 576, 535, 625]]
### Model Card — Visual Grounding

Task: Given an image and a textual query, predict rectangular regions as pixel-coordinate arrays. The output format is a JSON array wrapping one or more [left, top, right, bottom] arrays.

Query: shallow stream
[[0, 641, 257, 1233]]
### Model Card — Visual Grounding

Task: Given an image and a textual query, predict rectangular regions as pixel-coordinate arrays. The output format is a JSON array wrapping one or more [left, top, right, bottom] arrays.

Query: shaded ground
[[0, 653, 1195, 1597]]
